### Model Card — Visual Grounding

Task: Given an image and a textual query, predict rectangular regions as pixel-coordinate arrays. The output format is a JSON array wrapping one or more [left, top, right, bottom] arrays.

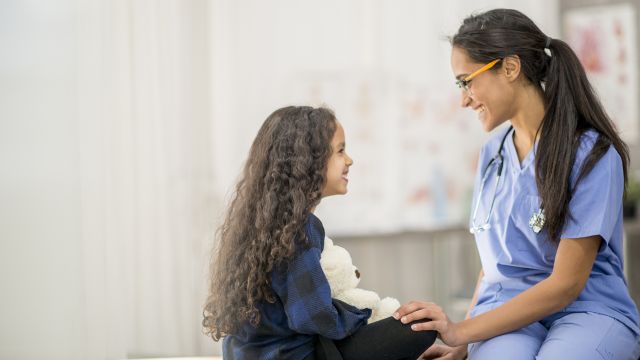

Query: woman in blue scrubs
[[394, 9, 640, 359]]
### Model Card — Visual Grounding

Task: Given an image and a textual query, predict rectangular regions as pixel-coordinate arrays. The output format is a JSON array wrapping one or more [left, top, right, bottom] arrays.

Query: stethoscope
[[469, 125, 545, 234]]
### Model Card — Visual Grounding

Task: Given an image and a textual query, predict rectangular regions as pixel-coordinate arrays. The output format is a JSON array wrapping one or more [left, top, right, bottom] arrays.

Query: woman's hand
[[419, 344, 467, 360], [393, 301, 465, 347]]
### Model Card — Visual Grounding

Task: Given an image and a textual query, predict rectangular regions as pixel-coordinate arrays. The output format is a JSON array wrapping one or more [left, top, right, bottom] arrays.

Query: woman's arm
[[398, 235, 600, 347]]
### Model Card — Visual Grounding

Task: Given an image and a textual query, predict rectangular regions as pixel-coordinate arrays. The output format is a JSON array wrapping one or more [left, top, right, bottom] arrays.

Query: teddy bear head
[[319, 237, 361, 296]]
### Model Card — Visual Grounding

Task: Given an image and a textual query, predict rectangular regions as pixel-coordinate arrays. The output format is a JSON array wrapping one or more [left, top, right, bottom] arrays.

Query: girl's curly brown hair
[[203, 106, 337, 341]]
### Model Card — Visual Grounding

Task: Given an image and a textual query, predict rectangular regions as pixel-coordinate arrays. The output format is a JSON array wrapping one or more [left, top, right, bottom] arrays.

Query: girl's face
[[321, 121, 353, 197], [450, 47, 516, 132]]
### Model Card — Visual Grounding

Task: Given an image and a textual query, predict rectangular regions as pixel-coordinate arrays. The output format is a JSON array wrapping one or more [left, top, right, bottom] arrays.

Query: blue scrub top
[[470, 127, 640, 335]]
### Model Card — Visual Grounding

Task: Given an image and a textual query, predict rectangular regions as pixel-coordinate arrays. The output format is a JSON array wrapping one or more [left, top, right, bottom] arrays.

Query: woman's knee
[[468, 323, 546, 360], [537, 313, 640, 360]]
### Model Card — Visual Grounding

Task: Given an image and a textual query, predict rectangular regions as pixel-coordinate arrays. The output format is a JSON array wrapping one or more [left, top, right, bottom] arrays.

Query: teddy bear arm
[[335, 288, 381, 310], [369, 297, 401, 323]]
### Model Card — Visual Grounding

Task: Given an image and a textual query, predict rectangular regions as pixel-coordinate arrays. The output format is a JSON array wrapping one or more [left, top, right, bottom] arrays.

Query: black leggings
[[312, 317, 437, 360]]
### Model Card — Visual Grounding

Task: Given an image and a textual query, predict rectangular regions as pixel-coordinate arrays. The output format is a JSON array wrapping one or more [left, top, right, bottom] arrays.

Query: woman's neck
[[510, 85, 545, 161]]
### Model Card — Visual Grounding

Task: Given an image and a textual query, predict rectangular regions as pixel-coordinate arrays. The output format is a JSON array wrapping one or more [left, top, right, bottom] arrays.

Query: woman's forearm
[[456, 274, 576, 344], [453, 236, 600, 346], [397, 237, 599, 348], [454, 236, 602, 343]]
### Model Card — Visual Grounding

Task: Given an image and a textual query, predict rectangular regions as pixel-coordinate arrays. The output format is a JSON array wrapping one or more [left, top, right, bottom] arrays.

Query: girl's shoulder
[[304, 213, 326, 251]]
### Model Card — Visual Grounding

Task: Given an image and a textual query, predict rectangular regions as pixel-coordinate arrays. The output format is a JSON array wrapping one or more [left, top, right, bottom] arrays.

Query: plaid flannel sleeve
[[272, 221, 370, 340]]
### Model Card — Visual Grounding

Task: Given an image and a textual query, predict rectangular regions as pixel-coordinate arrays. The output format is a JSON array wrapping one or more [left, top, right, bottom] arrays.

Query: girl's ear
[[502, 55, 521, 82]]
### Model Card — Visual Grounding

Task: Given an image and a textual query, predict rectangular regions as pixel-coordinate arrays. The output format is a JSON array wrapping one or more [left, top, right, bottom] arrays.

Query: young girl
[[394, 8, 640, 360], [203, 106, 435, 360]]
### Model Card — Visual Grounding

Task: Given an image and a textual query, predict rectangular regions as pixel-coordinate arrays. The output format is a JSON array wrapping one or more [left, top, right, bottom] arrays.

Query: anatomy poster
[[565, 4, 639, 144]]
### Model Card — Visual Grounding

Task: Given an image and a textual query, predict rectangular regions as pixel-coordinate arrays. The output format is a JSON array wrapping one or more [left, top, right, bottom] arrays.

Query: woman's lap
[[468, 312, 640, 360]]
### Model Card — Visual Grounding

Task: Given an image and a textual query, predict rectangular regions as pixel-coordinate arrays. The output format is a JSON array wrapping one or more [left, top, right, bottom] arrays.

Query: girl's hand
[[419, 344, 467, 360], [393, 301, 464, 347]]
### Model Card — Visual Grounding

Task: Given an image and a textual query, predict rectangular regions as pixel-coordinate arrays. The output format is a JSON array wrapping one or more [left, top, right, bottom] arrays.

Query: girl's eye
[[338, 148, 345, 153]]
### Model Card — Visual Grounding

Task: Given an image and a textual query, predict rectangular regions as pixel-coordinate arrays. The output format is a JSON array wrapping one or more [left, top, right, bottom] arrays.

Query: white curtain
[[76, 0, 218, 358]]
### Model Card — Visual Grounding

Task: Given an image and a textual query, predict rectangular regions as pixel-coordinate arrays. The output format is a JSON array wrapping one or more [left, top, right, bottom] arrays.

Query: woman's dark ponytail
[[538, 38, 629, 242]]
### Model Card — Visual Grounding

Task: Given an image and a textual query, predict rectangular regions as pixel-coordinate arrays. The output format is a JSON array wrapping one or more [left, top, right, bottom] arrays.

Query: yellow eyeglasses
[[456, 59, 501, 92]]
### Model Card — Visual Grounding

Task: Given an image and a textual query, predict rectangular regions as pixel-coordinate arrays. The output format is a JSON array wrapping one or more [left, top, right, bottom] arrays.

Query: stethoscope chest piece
[[529, 208, 545, 234]]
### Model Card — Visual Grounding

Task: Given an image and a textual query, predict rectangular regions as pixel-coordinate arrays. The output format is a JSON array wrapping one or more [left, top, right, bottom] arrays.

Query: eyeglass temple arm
[[464, 59, 501, 81]]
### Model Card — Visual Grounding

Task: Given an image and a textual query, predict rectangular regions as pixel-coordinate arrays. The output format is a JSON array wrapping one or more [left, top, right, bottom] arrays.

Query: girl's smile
[[321, 121, 353, 197]]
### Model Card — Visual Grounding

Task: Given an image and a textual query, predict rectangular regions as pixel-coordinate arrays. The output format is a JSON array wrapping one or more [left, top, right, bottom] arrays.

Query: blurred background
[[1, 0, 639, 359]]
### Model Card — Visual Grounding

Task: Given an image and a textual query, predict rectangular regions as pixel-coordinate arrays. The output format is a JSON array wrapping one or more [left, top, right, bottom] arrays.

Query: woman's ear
[[502, 55, 521, 81]]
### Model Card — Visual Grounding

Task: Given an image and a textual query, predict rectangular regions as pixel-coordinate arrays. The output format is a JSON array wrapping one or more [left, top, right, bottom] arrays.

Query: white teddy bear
[[320, 236, 400, 323]]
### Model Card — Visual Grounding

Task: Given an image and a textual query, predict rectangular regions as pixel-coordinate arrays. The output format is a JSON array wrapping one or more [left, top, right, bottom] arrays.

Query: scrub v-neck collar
[[507, 130, 536, 171]]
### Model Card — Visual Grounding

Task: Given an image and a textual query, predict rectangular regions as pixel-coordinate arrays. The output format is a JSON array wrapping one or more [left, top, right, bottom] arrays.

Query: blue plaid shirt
[[222, 213, 371, 359]]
